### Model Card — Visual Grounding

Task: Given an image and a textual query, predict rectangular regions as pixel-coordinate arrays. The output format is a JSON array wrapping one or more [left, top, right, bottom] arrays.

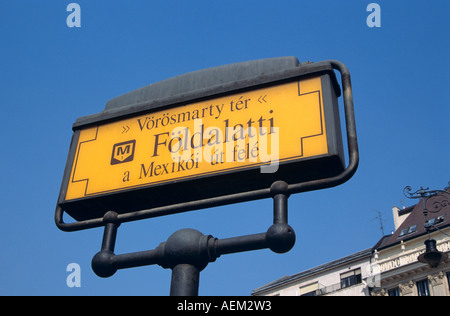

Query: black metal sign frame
[[55, 59, 358, 232]]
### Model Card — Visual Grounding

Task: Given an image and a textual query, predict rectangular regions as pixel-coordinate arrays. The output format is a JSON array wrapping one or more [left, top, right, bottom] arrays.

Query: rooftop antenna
[[371, 210, 385, 236]]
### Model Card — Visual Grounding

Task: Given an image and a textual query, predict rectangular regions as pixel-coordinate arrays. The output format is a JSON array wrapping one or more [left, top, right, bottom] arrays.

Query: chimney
[[392, 206, 402, 230], [392, 205, 415, 230]]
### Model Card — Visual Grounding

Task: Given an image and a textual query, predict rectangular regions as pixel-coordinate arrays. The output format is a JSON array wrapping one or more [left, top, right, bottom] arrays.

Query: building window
[[388, 287, 400, 296], [299, 283, 319, 296], [416, 279, 430, 296], [399, 225, 417, 237], [300, 290, 317, 296], [340, 268, 362, 289]]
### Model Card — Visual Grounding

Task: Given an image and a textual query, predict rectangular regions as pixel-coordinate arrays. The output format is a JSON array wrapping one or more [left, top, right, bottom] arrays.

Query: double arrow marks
[[258, 95, 267, 103], [122, 125, 130, 134]]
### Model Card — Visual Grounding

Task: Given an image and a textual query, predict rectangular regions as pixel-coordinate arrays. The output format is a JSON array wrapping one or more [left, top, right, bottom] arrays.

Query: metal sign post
[[55, 57, 358, 295], [91, 181, 294, 296]]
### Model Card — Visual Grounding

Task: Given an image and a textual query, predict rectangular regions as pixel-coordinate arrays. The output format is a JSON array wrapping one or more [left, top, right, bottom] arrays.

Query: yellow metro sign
[[57, 60, 348, 222], [66, 77, 329, 201]]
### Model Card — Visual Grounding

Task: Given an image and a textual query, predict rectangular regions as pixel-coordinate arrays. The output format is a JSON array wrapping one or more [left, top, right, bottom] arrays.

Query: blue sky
[[0, 1, 448, 296]]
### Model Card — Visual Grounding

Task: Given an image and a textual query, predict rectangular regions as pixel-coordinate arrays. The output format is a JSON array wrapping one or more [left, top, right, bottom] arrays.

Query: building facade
[[252, 187, 450, 296], [370, 188, 450, 296], [252, 248, 373, 296]]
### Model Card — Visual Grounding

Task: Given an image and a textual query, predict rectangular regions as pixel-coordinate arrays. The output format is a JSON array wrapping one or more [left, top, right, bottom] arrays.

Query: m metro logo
[[111, 140, 136, 165]]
